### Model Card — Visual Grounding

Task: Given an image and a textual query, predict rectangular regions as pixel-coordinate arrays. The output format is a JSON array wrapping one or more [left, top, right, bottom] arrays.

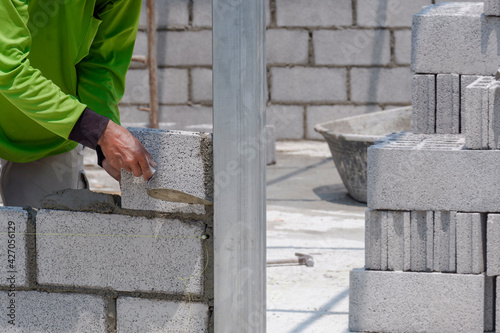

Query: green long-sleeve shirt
[[0, 0, 141, 163]]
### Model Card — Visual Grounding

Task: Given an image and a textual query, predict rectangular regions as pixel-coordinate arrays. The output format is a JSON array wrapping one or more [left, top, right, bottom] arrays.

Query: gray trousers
[[0, 145, 88, 208]]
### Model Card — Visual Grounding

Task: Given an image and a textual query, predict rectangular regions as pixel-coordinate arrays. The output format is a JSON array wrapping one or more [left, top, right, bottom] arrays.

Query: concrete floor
[[3, 141, 366, 332]]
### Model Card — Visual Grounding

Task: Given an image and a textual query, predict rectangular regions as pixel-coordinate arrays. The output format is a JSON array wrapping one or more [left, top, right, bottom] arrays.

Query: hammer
[[266, 253, 314, 267]]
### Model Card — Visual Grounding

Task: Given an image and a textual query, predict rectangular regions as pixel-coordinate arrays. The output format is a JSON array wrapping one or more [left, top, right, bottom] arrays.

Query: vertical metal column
[[213, 0, 267, 331]]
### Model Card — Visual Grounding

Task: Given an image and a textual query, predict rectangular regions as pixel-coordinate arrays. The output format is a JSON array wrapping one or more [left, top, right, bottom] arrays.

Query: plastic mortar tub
[[314, 107, 412, 203]]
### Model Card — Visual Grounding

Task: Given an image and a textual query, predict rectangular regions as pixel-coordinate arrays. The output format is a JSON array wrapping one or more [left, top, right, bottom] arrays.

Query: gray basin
[[314, 107, 412, 203]]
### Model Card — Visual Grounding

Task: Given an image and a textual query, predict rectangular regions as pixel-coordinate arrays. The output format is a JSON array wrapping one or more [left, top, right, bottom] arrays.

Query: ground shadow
[[313, 184, 367, 207]]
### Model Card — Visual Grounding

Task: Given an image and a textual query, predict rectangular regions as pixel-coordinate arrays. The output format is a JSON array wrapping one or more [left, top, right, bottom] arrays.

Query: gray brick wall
[[122, 0, 462, 139]]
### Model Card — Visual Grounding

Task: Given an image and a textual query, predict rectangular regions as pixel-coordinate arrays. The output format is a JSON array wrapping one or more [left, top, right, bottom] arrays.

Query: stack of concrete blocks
[[349, 2, 500, 332], [0, 129, 214, 332]]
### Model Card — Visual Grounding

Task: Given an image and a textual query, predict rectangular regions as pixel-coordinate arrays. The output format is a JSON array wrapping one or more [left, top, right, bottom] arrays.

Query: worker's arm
[[74, 0, 155, 181], [0, 0, 87, 138]]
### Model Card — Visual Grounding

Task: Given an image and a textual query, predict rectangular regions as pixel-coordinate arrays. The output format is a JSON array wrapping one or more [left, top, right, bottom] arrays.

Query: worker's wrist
[[69, 108, 110, 150]]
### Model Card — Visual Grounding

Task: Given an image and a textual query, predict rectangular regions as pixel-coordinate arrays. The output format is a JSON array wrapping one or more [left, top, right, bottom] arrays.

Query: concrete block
[[191, 68, 212, 103], [365, 210, 388, 270], [349, 269, 485, 333], [394, 29, 412, 65], [117, 297, 209, 333], [411, 3, 500, 75], [122, 69, 149, 104], [118, 105, 150, 126], [158, 31, 212, 66], [158, 68, 189, 104], [200, 0, 271, 27], [139, 0, 189, 29], [276, 0, 352, 27], [36, 210, 206, 295], [314, 29, 390, 66], [271, 67, 347, 103], [367, 132, 500, 212], [433, 211, 457, 273], [130, 31, 147, 69], [267, 105, 304, 140], [0, 291, 106, 332], [0, 207, 28, 288], [350, 67, 412, 103], [485, 0, 500, 16], [465, 76, 494, 149], [485, 275, 495, 332], [307, 105, 382, 140], [387, 211, 410, 272], [412, 74, 436, 134], [487, 214, 500, 276], [159, 105, 213, 133], [356, 0, 432, 27], [123, 68, 190, 105], [267, 29, 309, 65], [461, 75, 483, 133], [489, 81, 500, 149], [436, 74, 460, 134], [121, 128, 212, 214], [410, 211, 433, 272], [457, 213, 486, 274]]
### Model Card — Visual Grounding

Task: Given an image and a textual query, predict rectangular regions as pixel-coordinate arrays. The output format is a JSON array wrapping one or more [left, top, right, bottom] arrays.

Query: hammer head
[[295, 253, 314, 267]]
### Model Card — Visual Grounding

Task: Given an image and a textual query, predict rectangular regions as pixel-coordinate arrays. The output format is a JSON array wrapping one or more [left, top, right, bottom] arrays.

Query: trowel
[[146, 167, 213, 205]]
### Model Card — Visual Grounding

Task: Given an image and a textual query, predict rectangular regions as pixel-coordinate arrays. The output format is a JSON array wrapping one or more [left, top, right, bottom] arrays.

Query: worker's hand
[[102, 158, 121, 182], [97, 121, 157, 181]]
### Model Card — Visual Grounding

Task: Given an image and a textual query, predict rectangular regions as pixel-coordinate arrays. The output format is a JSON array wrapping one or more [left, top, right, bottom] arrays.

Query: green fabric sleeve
[[75, 0, 143, 126], [0, 0, 87, 139]]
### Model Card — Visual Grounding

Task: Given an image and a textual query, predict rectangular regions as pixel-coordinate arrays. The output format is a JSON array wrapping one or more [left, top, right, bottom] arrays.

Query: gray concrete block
[[267, 105, 304, 140], [487, 214, 500, 276], [356, 0, 432, 27], [267, 29, 309, 65], [158, 31, 212, 66], [394, 29, 412, 65], [139, 0, 189, 29], [158, 68, 189, 104], [351, 67, 412, 103], [349, 269, 485, 333], [457, 213, 486, 274], [461, 75, 483, 133], [40, 189, 119, 214], [121, 128, 212, 214], [36, 210, 206, 294], [271, 67, 347, 103], [307, 105, 382, 140], [122, 69, 149, 104], [465, 76, 494, 149], [365, 210, 388, 270], [412, 74, 436, 134], [276, 0, 352, 27], [117, 297, 209, 333], [485, 0, 500, 16], [191, 68, 212, 103], [436, 74, 460, 134], [411, 3, 500, 75], [485, 275, 495, 332], [198, 0, 271, 27], [387, 211, 410, 272], [118, 105, 150, 126], [0, 291, 106, 332], [0, 207, 28, 288], [130, 31, 147, 69], [314, 29, 391, 66], [433, 211, 457, 273], [159, 105, 213, 133], [489, 82, 500, 149], [410, 211, 433, 272], [367, 132, 500, 212]]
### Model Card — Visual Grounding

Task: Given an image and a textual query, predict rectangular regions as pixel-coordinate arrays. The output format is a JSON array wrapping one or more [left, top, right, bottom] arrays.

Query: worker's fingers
[[139, 154, 154, 181], [131, 162, 142, 178], [102, 159, 121, 182]]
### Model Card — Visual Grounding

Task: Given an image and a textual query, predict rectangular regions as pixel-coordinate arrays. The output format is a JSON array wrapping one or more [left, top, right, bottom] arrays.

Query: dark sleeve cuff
[[96, 145, 105, 168], [68, 108, 110, 150]]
